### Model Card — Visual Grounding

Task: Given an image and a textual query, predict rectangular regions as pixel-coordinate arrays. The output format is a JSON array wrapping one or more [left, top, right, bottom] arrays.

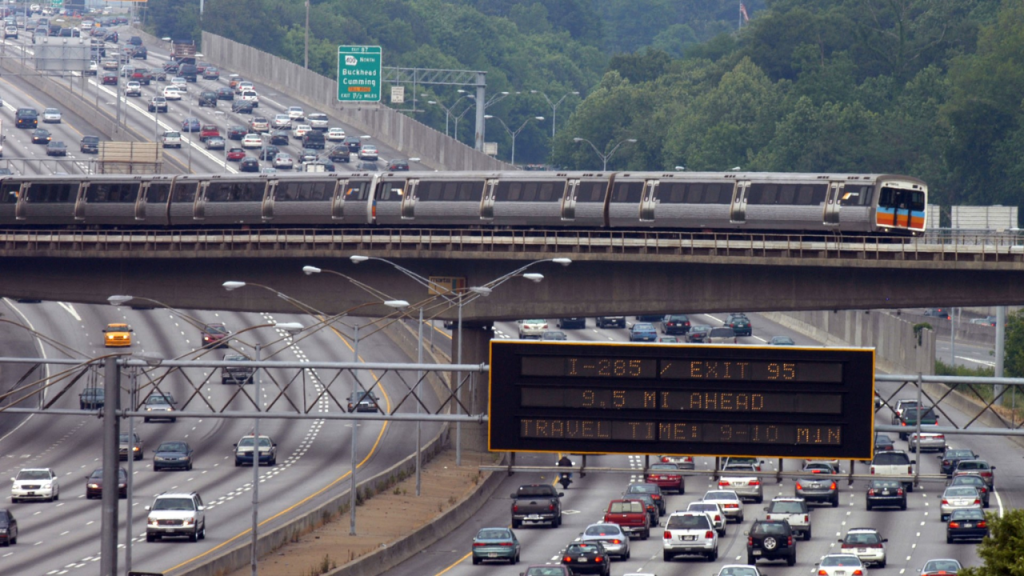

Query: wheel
[[787, 552, 796, 566], [170, 417, 177, 423], [718, 527, 726, 537], [554, 515, 561, 528], [866, 503, 872, 511], [879, 559, 886, 568], [511, 519, 521, 529], [910, 443, 917, 453], [738, 514, 744, 523], [907, 483, 914, 493], [269, 458, 276, 466], [146, 533, 155, 542], [187, 462, 193, 471], [946, 534, 953, 544], [510, 551, 518, 564], [664, 551, 672, 562], [144, 417, 150, 423], [755, 495, 763, 504], [10, 498, 16, 504], [472, 556, 480, 565], [679, 483, 685, 495], [642, 527, 650, 540], [984, 500, 990, 509], [189, 528, 199, 542], [900, 500, 907, 510], [625, 549, 631, 560], [709, 548, 718, 561], [53, 491, 58, 501], [747, 554, 756, 565], [831, 495, 839, 508], [235, 460, 241, 467], [804, 526, 812, 541]]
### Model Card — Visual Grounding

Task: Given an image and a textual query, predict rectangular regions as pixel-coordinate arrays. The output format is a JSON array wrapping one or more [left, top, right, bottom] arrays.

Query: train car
[[488, 172, 609, 228], [0, 175, 87, 226], [607, 172, 739, 229], [265, 172, 374, 225], [375, 172, 499, 227]]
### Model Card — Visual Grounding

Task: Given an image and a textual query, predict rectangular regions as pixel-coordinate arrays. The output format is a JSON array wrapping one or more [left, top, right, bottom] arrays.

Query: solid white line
[[994, 489, 1004, 517], [0, 299, 50, 447]]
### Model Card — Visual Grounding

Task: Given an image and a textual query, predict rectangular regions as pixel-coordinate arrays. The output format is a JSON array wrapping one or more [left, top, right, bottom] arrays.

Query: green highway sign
[[337, 45, 381, 102]]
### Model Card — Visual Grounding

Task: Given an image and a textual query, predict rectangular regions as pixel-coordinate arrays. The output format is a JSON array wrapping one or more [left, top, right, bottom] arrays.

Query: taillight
[[981, 471, 993, 477], [473, 542, 486, 547], [941, 499, 949, 505], [719, 480, 729, 487], [787, 536, 794, 546], [664, 531, 672, 539], [978, 521, 987, 528], [841, 543, 853, 548], [908, 466, 913, 474], [662, 457, 669, 462], [870, 466, 876, 474], [853, 570, 863, 575], [897, 488, 904, 495], [949, 522, 960, 528], [563, 556, 572, 563], [830, 482, 837, 490], [499, 542, 512, 546], [594, 557, 603, 563], [748, 537, 753, 546], [803, 515, 809, 523], [512, 504, 519, 512], [715, 515, 721, 522], [652, 495, 662, 500], [749, 480, 760, 486], [974, 499, 981, 505], [611, 539, 621, 544], [549, 504, 556, 511], [796, 482, 803, 490], [819, 570, 829, 575], [937, 434, 945, 440], [705, 530, 714, 538], [725, 503, 739, 509]]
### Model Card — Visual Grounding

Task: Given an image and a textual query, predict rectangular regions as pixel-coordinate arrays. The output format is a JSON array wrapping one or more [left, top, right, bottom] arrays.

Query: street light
[[485, 114, 544, 166], [572, 136, 637, 171], [428, 90, 471, 138], [530, 89, 579, 139]]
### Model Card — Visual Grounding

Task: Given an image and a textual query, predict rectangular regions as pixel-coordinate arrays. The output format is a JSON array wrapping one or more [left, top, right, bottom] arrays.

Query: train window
[[685, 184, 704, 203], [345, 181, 370, 200], [460, 181, 484, 201], [878, 188, 893, 207], [521, 183, 538, 201], [578, 182, 606, 203], [612, 182, 643, 203], [656, 183, 686, 204], [424, 182, 443, 201], [703, 184, 723, 204], [275, 181, 327, 202], [86, 182, 139, 203], [778, 185, 795, 204], [27, 183, 76, 203], [840, 185, 872, 206], [537, 182, 555, 202], [146, 183, 171, 203], [796, 185, 826, 205], [171, 183, 197, 203], [442, 182, 458, 201], [909, 191, 925, 212], [377, 182, 404, 201], [207, 181, 265, 202], [1, 182, 19, 203]]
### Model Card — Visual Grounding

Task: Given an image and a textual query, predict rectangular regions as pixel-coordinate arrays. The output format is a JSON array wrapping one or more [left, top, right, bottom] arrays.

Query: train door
[[400, 179, 419, 220], [877, 186, 924, 231], [193, 181, 208, 220], [561, 179, 579, 221], [14, 182, 30, 220], [823, 181, 842, 226], [73, 182, 88, 220], [262, 180, 278, 220], [480, 179, 498, 220], [330, 179, 347, 220], [639, 180, 658, 222], [134, 182, 150, 220], [729, 181, 750, 224]]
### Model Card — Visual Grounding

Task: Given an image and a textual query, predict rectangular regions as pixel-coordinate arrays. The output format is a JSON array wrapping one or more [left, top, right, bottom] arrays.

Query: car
[[125, 81, 141, 96], [131, 45, 148, 60], [11, 468, 59, 502], [686, 501, 727, 536], [358, 144, 379, 160], [248, 116, 270, 133], [220, 353, 255, 384], [952, 459, 996, 489], [228, 75, 245, 89], [202, 66, 219, 79], [924, 308, 950, 319], [273, 152, 294, 169], [865, 479, 906, 510], [79, 386, 104, 409], [541, 330, 567, 341], [322, 144, 349, 163], [969, 316, 997, 326], [628, 322, 658, 342], [870, 450, 916, 493], [163, 60, 180, 73], [719, 463, 763, 502], [470, 526, 520, 565], [356, 160, 378, 171], [326, 127, 346, 141], [839, 528, 888, 567], [948, 475, 990, 508], [239, 89, 259, 106], [707, 326, 737, 344], [939, 448, 979, 476], [921, 559, 962, 576], [874, 432, 895, 452], [702, 489, 743, 522], [818, 554, 866, 576], [662, 511, 718, 562], [200, 124, 221, 142], [898, 405, 939, 439], [271, 114, 291, 129], [579, 523, 630, 560], [909, 426, 946, 453], [344, 135, 363, 152], [153, 441, 194, 471], [234, 435, 277, 466], [763, 497, 811, 540], [728, 315, 753, 336], [87, 59, 98, 75], [119, 432, 144, 460], [561, 542, 610, 575], [145, 492, 206, 542], [103, 322, 132, 346], [30, 128, 51, 144], [216, 86, 234, 100], [269, 130, 289, 146], [306, 158, 335, 171], [286, 105, 305, 121], [517, 319, 547, 339], [197, 90, 217, 107], [891, 398, 920, 423], [947, 508, 987, 543], [226, 125, 248, 140], [644, 462, 684, 493], [747, 519, 796, 565], [44, 140, 66, 156], [181, 117, 201, 132], [162, 85, 182, 100], [769, 335, 795, 345], [85, 467, 126, 499], [291, 123, 311, 139], [687, 324, 711, 342], [556, 317, 586, 329], [298, 148, 319, 163], [4, 24, 17, 38], [660, 455, 695, 469], [201, 323, 230, 348], [661, 314, 690, 334], [307, 112, 329, 129], [231, 99, 254, 114], [148, 96, 168, 112], [0, 509, 17, 546], [661, 338, 682, 346], [258, 145, 281, 161], [241, 133, 262, 149], [796, 467, 840, 507], [170, 76, 188, 89], [143, 392, 177, 422], [41, 107, 61, 123], [940, 486, 982, 521], [205, 136, 225, 150], [235, 80, 254, 94], [239, 157, 260, 172], [161, 130, 181, 148], [625, 482, 665, 515]]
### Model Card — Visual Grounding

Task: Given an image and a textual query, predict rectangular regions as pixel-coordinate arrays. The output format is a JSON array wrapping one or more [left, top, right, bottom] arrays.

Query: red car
[[201, 323, 229, 348], [226, 147, 245, 161], [199, 124, 220, 142], [101, 72, 117, 85], [644, 462, 685, 493]]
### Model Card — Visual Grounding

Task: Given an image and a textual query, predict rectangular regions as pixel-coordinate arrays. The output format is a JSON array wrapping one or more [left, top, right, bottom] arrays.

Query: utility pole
[[100, 356, 120, 576]]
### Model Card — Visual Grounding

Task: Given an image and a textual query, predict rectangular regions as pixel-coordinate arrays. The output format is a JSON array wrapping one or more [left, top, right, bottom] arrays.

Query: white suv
[[146, 492, 206, 542], [662, 511, 718, 562], [161, 130, 182, 148]]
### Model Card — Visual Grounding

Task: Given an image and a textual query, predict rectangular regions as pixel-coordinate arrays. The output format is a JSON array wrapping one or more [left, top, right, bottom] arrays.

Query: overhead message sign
[[337, 45, 381, 102]]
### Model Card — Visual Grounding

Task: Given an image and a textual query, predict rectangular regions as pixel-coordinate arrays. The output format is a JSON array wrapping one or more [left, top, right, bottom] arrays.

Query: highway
[[0, 297, 442, 574], [389, 313, 1008, 576]]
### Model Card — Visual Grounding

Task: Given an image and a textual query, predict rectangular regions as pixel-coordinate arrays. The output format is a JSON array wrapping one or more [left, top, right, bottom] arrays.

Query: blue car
[[629, 322, 658, 342], [181, 117, 201, 132]]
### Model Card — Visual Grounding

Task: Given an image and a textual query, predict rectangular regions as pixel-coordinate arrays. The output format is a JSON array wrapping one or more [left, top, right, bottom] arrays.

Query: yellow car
[[103, 323, 133, 347]]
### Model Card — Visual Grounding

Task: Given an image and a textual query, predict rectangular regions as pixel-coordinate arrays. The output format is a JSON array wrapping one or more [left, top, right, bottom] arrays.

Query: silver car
[[839, 528, 888, 567], [702, 490, 743, 522], [908, 426, 946, 453], [718, 463, 763, 503], [939, 486, 982, 521], [579, 523, 630, 560]]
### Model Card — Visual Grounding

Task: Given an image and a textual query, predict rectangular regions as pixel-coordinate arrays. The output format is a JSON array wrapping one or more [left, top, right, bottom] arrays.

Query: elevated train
[[0, 171, 927, 235]]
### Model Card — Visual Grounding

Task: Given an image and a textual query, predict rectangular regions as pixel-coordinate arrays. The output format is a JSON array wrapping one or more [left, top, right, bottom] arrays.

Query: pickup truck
[[898, 406, 938, 440], [870, 450, 916, 492], [763, 496, 811, 540], [603, 499, 650, 539], [510, 484, 563, 528]]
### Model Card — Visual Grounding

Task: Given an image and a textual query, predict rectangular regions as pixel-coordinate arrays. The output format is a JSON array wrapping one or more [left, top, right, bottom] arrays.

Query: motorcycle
[[558, 471, 572, 490]]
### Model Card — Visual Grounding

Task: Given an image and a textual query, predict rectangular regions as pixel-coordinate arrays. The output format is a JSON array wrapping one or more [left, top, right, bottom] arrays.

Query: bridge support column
[[453, 321, 492, 454]]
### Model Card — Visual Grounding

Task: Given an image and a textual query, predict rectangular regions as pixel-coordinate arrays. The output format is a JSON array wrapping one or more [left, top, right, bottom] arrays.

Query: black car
[[865, 479, 906, 510], [128, 35, 142, 46], [874, 432, 895, 452], [327, 145, 350, 162], [31, 128, 51, 144], [556, 317, 586, 329], [45, 141, 66, 156], [153, 441, 194, 471], [299, 148, 318, 163], [747, 519, 796, 565], [231, 99, 253, 114], [80, 135, 101, 154], [85, 467, 127, 499], [0, 509, 17, 546], [239, 157, 260, 172], [104, 30, 118, 43], [257, 145, 280, 161], [662, 314, 691, 335], [729, 315, 753, 336], [343, 136, 362, 152], [269, 130, 289, 146], [940, 448, 980, 476], [226, 125, 248, 140], [561, 542, 610, 575], [387, 159, 410, 171], [595, 316, 626, 329], [946, 508, 987, 543], [216, 86, 234, 100], [948, 475, 990, 508], [79, 387, 104, 409], [686, 324, 710, 342], [198, 91, 217, 107]]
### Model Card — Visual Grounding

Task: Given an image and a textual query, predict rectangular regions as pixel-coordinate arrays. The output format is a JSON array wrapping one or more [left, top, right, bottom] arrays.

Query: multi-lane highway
[[388, 313, 1008, 576], [0, 297, 441, 574]]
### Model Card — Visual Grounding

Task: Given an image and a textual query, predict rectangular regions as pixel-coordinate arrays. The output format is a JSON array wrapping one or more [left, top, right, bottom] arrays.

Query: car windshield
[[634, 323, 655, 331], [687, 503, 716, 512], [627, 484, 657, 494], [957, 461, 989, 470], [951, 476, 984, 487], [118, 434, 139, 443], [566, 543, 602, 554], [165, 131, 180, 138], [153, 497, 195, 511], [16, 470, 50, 480], [873, 453, 909, 465], [821, 556, 862, 567], [157, 442, 187, 452], [666, 514, 709, 529], [947, 450, 975, 458], [90, 468, 126, 479], [753, 522, 788, 535], [845, 532, 881, 544], [650, 463, 677, 471], [525, 568, 568, 576], [476, 529, 510, 540], [945, 487, 978, 497], [609, 501, 643, 514], [950, 509, 984, 520], [769, 501, 804, 514], [704, 491, 737, 500], [870, 480, 900, 489], [720, 568, 759, 576], [238, 437, 271, 447], [924, 560, 961, 573], [206, 324, 228, 334], [146, 395, 171, 405], [584, 525, 621, 536]]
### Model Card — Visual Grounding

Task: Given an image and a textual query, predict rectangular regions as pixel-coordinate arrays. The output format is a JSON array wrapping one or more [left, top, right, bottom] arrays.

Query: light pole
[[304, 0, 310, 69], [572, 136, 637, 171], [428, 90, 470, 137], [452, 102, 474, 142], [120, 352, 162, 576], [186, 94, 195, 173], [485, 115, 544, 165], [530, 89, 578, 139], [467, 90, 514, 150]]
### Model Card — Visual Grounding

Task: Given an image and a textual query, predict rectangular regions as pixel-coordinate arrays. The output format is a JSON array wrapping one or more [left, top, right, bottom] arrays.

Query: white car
[[818, 554, 868, 576], [4, 25, 18, 39], [921, 559, 962, 576], [517, 319, 548, 338], [839, 528, 888, 568], [162, 85, 182, 100], [307, 112, 329, 129], [685, 501, 726, 536], [170, 77, 188, 91], [125, 81, 141, 97], [42, 107, 61, 123], [326, 127, 346, 141], [236, 80, 254, 94], [718, 463, 763, 502], [908, 426, 946, 453], [241, 133, 262, 149], [702, 489, 743, 522], [161, 131, 182, 148], [358, 145, 378, 161], [87, 60, 98, 75], [11, 468, 59, 502], [286, 106, 304, 121], [272, 152, 294, 169], [716, 565, 763, 576], [239, 90, 259, 106], [271, 114, 291, 129], [662, 511, 718, 562], [290, 124, 311, 139]]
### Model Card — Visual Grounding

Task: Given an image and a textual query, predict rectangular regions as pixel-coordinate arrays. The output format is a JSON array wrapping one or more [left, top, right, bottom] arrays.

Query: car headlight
[[133, 446, 140, 451], [88, 483, 100, 488], [146, 407, 153, 411], [182, 518, 194, 526]]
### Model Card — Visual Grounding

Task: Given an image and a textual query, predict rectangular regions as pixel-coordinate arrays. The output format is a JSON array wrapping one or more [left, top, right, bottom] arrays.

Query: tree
[[1002, 310, 1024, 379], [959, 508, 1024, 576]]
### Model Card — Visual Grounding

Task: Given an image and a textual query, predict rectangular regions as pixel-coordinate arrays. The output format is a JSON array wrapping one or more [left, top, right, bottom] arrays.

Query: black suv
[[80, 135, 101, 154], [729, 314, 753, 336], [747, 519, 797, 565], [15, 107, 38, 128], [662, 314, 691, 335], [198, 91, 217, 107]]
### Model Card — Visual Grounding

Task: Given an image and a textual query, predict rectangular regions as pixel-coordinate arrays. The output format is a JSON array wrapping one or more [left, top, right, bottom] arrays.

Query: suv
[[103, 323, 133, 347], [898, 406, 939, 439], [15, 107, 38, 128], [231, 99, 254, 114], [119, 432, 144, 460], [145, 492, 206, 542], [870, 450, 916, 493], [662, 511, 718, 562], [839, 528, 888, 567], [556, 317, 586, 329], [148, 96, 168, 113], [160, 130, 181, 148], [221, 354, 255, 384], [595, 316, 625, 329], [728, 314, 753, 336], [302, 129, 325, 149], [347, 391, 381, 413], [661, 314, 691, 335], [708, 327, 737, 344], [764, 497, 811, 540], [747, 519, 797, 565]]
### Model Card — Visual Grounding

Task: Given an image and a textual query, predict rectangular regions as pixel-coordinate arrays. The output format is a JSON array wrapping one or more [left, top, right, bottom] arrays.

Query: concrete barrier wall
[[763, 310, 936, 375], [899, 313, 996, 347], [201, 32, 514, 172]]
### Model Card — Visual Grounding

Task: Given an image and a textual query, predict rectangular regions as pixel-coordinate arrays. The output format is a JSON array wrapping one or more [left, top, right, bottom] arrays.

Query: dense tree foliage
[[960, 508, 1024, 576], [143, 0, 1024, 209]]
